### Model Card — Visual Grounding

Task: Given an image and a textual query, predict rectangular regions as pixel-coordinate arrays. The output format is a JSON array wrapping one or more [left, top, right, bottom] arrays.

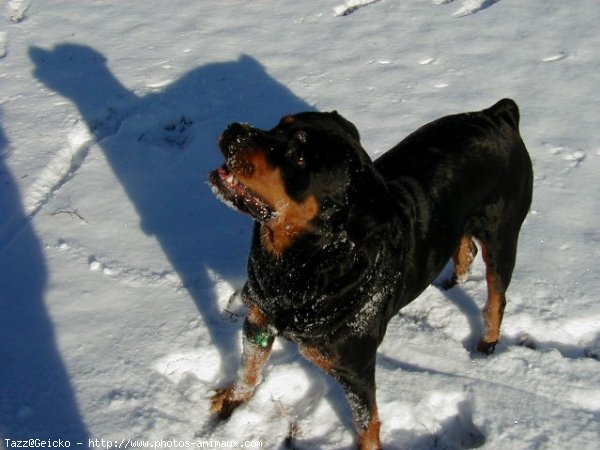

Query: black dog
[[208, 99, 533, 449]]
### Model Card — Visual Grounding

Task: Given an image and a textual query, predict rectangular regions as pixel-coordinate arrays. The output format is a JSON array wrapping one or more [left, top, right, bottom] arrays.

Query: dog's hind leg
[[443, 235, 478, 289], [477, 235, 519, 354]]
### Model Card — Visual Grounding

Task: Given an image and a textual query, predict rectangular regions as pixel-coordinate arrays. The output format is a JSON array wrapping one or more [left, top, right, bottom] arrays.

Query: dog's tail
[[486, 98, 520, 131]]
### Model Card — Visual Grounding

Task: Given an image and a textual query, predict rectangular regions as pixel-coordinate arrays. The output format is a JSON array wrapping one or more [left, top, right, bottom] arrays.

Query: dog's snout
[[226, 122, 253, 136], [219, 123, 260, 156]]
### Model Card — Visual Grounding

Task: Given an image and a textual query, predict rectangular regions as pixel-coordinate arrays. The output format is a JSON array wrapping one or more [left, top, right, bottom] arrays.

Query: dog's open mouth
[[209, 164, 274, 221]]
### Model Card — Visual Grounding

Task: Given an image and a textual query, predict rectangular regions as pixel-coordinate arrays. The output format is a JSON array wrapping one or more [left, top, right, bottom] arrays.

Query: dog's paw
[[210, 385, 251, 420], [477, 340, 497, 355]]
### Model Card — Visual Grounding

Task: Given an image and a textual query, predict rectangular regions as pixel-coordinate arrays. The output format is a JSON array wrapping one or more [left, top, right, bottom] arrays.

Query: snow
[[1, 0, 599, 448]]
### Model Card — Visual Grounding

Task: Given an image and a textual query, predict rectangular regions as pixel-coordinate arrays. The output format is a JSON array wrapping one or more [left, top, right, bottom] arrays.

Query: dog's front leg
[[211, 305, 274, 420], [301, 339, 382, 450], [339, 362, 382, 450]]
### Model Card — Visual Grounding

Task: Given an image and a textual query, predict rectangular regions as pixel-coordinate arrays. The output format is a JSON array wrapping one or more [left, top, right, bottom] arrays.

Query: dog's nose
[[225, 123, 255, 141], [228, 122, 251, 134], [219, 123, 256, 157]]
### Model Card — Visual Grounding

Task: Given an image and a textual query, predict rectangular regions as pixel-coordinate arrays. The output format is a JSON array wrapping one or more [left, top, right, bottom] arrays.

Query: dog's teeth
[[226, 174, 234, 183]]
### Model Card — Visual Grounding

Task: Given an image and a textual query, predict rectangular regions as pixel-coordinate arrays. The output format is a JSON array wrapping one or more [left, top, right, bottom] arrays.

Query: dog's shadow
[[442, 286, 486, 354], [433, 261, 487, 354], [29, 44, 315, 374], [28, 44, 346, 436]]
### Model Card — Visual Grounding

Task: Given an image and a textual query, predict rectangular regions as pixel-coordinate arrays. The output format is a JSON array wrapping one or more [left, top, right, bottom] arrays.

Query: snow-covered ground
[[1, 0, 599, 448]]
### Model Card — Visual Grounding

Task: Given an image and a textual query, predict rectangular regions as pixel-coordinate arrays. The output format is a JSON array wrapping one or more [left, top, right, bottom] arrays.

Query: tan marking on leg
[[478, 244, 507, 354], [300, 345, 383, 449], [357, 407, 382, 450], [239, 305, 273, 388], [299, 345, 337, 374], [247, 304, 269, 328], [210, 384, 253, 420], [211, 305, 273, 419], [453, 235, 478, 284]]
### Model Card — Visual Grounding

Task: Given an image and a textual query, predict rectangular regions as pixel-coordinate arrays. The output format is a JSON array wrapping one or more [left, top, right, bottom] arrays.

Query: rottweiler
[[208, 98, 533, 449]]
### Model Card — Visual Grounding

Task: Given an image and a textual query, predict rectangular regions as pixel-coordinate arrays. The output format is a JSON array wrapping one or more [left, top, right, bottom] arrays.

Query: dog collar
[[253, 330, 272, 348]]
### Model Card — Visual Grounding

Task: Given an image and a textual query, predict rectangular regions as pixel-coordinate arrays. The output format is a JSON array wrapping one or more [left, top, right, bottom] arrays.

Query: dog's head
[[209, 111, 389, 255]]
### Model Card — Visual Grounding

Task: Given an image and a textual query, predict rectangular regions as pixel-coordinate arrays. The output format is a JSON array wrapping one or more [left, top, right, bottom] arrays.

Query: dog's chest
[[246, 240, 397, 340]]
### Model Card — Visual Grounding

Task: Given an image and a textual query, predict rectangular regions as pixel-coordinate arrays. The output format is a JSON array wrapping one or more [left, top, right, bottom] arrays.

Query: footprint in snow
[[385, 392, 486, 448], [24, 121, 94, 218], [88, 256, 114, 275], [436, 0, 502, 17], [542, 52, 568, 63], [549, 146, 586, 173], [153, 348, 221, 392], [137, 115, 195, 150], [419, 57, 436, 65], [513, 331, 600, 361], [0, 32, 7, 58], [7, 0, 32, 23], [334, 0, 381, 17]]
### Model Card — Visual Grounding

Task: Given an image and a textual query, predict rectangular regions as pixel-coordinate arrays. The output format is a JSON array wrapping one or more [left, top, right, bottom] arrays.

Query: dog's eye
[[285, 131, 308, 168], [287, 148, 306, 168], [295, 130, 308, 144]]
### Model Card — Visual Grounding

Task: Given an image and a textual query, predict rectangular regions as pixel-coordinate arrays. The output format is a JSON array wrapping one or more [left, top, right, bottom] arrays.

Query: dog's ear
[[330, 111, 361, 142]]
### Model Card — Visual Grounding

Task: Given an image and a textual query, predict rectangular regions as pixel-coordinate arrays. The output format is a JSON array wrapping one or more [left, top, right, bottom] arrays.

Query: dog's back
[[375, 98, 533, 352]]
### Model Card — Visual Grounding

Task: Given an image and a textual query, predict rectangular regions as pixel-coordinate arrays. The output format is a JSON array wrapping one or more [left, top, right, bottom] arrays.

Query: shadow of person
[[0, 115, 89, 442], [28, 44, 314, 378]]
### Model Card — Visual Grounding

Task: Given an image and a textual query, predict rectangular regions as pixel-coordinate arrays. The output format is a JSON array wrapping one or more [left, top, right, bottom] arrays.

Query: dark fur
[[209, 99, 533, 449]]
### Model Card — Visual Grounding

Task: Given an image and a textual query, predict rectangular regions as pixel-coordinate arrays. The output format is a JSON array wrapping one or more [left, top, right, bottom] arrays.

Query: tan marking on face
[[282, 115, 295, 124], [232, 149, 319, 256]]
